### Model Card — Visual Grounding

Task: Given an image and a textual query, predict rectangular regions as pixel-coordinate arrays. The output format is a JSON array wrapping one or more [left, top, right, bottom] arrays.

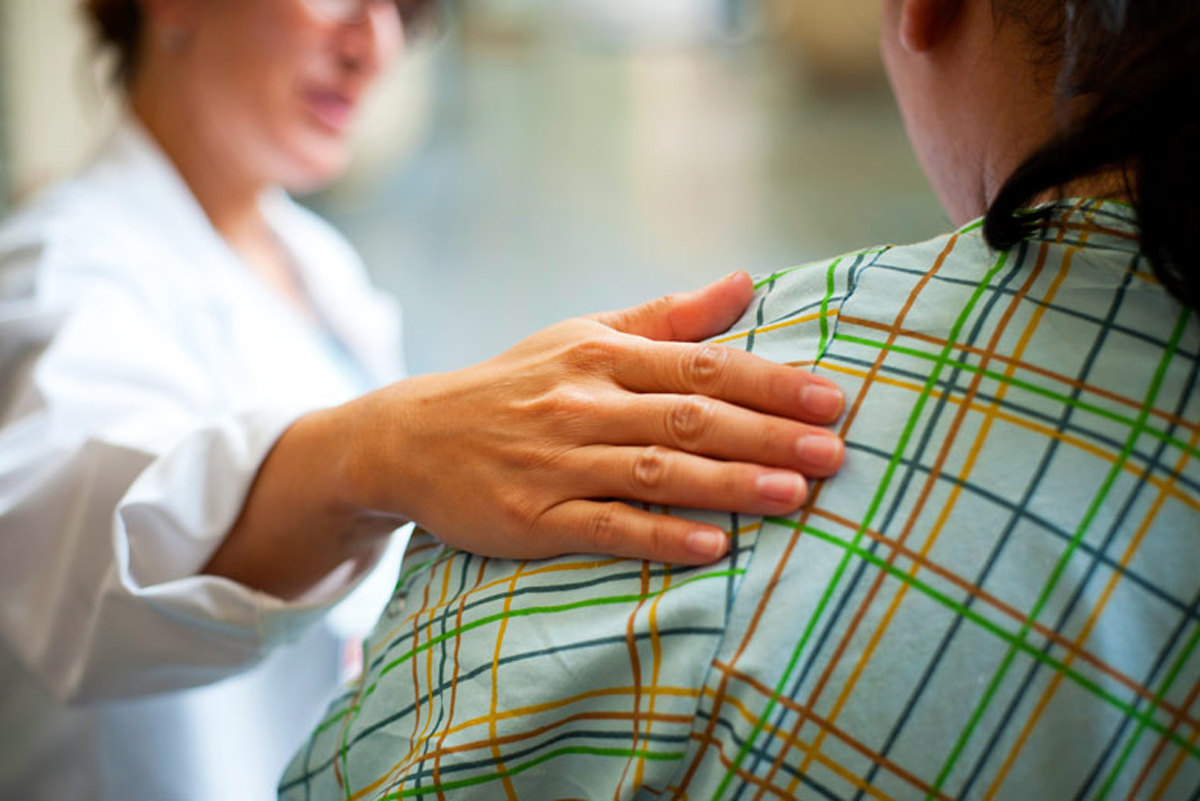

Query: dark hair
[[83, 0, 441, 88], [984, 0, 1200, 311], [85, 0, 143, 87]]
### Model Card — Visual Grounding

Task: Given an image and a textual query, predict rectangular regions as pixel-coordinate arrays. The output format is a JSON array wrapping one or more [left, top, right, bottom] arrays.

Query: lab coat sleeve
[[0, 246, 371, 703]]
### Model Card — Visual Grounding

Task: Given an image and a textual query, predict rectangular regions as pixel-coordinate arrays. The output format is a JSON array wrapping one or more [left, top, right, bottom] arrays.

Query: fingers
[[569, 445, 812, 519], [590, 271, 754, 342], [592, 393, 844, 477], [609, 339, 845, 424], [534, 500, 733, 564]]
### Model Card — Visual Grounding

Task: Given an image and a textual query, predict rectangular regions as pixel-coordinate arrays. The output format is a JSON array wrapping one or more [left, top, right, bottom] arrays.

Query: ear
[[899, 0, 964, 52]]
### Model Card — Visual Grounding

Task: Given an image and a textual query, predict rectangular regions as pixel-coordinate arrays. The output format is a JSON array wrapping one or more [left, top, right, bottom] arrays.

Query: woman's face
[[177, 0, 404, 191]]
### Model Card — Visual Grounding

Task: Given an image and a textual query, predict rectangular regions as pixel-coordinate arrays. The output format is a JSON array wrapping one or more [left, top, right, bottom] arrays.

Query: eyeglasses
[[300, 0, 432, 26]]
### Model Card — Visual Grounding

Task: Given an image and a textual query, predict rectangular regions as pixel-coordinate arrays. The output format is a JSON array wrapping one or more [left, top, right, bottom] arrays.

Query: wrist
[[301, 402, 408, 539]]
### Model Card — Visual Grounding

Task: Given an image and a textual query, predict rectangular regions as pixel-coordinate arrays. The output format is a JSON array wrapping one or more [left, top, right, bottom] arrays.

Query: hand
[[343, 271, 844, 565]]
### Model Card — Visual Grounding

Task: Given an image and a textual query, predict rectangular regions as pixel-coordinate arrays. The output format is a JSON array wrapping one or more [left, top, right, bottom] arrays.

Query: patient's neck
[[907, 3, 1132, 222]]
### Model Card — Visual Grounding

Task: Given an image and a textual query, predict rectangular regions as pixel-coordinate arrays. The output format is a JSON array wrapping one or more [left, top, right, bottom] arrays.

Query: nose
[[335, 3, 405, 78]]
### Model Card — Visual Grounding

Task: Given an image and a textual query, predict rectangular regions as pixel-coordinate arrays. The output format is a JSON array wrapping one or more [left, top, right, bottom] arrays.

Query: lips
[[303, 86, 357, 133]]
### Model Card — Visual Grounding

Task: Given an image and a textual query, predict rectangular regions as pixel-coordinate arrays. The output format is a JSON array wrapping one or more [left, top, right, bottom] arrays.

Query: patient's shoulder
[[715, 206, 1160, 375], [709, 244, 893, 369], [711, 229, 976, 368]]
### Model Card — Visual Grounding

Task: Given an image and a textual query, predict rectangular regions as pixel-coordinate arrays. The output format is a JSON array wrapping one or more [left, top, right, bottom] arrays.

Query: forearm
[[203, 405, 405, 600]]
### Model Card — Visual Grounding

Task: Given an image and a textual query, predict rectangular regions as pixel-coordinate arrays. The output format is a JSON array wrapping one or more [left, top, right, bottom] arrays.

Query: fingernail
[[687, 530, 729, 560], [800, 384, 844, 420], [757, 472, 806, 505], [797, 435, 843, 471]]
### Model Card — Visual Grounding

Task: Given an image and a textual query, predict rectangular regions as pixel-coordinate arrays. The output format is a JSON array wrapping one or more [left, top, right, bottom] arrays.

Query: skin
[[880, 0, 1124, 222], [132, 0, 403, 313], [128, 0, 849, 599]]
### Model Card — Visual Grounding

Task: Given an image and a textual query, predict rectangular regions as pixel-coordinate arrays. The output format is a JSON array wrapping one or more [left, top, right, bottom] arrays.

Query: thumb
[[590, 271, 754, 342]]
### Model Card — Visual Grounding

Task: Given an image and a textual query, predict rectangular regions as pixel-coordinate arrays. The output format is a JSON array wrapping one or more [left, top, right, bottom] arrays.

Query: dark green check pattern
[[281, 199, 1200, 800]]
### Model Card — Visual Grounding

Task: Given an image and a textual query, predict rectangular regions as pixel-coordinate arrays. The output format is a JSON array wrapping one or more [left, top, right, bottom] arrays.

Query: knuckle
[[757, 418, 791, 458], [716, 463, 759, 504], [644, 294, 676, 321], [667, 395, 714, 447], [517, 445, 574, 475], [586, 503, 622, 552], [500, 492, 543, 533], [520, 385, 602, 439], [644, 519, 671, 560], [655, 294, 684, 336], [567, 337, 621, 373], [682, 344, 729, 390], [710, 464, 743, 498], [631, 446, 671, 492], [539, 386, 600, 419]]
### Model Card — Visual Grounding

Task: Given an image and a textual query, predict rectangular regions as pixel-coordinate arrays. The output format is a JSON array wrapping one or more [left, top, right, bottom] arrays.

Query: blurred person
[[0, 0, 850, 797], [281, 0, 1200, 798]]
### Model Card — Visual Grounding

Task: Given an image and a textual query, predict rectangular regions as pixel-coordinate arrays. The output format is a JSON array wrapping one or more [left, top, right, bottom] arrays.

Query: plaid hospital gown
[[281, 199, 1200, 800]]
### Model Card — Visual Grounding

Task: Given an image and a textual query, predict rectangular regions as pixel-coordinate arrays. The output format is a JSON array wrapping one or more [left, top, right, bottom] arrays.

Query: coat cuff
[[112, 407, 374, 652]]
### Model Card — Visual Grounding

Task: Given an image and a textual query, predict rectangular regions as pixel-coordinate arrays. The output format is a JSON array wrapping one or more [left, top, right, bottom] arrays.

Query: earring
[[162, 26, 191, 52]]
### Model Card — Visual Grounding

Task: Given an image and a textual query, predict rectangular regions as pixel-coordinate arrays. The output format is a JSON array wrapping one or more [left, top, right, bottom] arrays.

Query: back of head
[[984, 0, 1200, 311], [84, 0, 141, 87]]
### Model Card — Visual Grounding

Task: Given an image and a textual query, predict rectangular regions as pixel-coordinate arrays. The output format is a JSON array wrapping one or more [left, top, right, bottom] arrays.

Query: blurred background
[[0, 0, 946, 375]]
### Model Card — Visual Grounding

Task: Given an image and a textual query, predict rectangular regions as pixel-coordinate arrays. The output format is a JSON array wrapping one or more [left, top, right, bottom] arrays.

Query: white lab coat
[[0, 116, 409, 799]]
